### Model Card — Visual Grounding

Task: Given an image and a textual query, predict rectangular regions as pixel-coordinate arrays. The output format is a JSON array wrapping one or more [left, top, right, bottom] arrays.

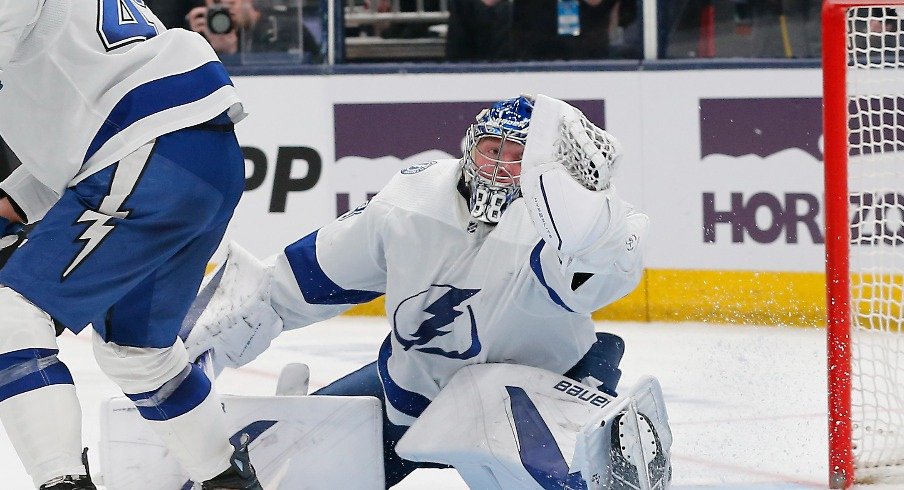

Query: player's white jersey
[[271, 159, 648, 425], [0, 0, 244, 219]]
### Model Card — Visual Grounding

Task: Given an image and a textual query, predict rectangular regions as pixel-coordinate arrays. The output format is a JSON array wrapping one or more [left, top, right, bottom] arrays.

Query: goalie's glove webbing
[[555, 115, 622, 192]]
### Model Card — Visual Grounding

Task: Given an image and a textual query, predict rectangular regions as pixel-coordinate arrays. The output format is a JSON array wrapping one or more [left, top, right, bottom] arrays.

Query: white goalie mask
[[461, 96, 533, 223]]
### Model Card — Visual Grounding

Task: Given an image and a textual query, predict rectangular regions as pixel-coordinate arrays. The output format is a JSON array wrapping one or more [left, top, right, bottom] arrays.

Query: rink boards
[[218, 66, 863, 327]]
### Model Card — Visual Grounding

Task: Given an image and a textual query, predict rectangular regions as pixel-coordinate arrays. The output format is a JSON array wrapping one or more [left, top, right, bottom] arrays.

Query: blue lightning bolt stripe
[[396, 286, 479, 350], [416, 303, 482, 359]]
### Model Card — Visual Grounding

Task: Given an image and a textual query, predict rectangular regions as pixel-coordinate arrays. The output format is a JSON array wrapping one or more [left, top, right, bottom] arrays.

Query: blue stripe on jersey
[[0, 349, 74, 402], [507, 386, 588, 489], [377, 336, 432, 419], [84, 60, 233, 163], [126, 364, 211, 421], [529, 241, 575, 313], [284, 230, 383, 305]]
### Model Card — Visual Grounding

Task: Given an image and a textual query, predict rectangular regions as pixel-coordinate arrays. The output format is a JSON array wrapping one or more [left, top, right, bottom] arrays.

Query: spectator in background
[[187, 0, 261, 54], [510, 0, 639, 61], [445, 0, 513, 61], [187, 0, 321, 60]]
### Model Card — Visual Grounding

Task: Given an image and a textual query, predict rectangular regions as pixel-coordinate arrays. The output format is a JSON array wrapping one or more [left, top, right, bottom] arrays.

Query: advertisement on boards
[[227, 69, 829, 269], [227, 72, 617, 259], [639, 68, 825, 274]]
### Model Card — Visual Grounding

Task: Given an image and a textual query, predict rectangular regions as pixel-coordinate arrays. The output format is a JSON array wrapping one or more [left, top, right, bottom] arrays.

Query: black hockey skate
[[39, 475, 96, 490], [39, 449, 97, 490], [202, 436, 263, 490], [609, 409, 671, 490]]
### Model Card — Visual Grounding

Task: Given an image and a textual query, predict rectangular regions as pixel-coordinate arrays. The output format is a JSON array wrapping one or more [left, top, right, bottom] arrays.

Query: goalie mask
[[462, 96, 533, 223]]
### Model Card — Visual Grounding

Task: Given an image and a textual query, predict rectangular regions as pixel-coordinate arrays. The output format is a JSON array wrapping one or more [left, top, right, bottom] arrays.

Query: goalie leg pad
[[312, 361, 449, 487], [396, 364, 673, 490], [99, 394, 385, 489]]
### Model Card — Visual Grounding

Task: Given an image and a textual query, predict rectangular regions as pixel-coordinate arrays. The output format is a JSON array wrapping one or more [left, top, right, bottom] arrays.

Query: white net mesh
[[845, 6, 904, 481], [553, 115, 621, 192]]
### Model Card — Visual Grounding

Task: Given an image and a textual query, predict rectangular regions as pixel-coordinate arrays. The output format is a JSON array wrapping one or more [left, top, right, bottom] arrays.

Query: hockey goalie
[[98, 94, 673, 489]]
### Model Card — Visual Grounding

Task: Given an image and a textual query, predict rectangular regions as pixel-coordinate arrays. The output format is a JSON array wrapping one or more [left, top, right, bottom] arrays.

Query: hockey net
[[824, 2, 904, 488]]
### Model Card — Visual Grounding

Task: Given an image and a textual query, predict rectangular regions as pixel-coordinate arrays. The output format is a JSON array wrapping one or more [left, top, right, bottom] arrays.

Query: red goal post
[[824, 1, 904, 488]]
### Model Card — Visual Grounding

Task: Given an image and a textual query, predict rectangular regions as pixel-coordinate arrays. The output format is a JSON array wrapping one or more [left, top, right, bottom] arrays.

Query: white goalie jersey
[[269, 158, 649, 426], [0, 0, 244, 221]]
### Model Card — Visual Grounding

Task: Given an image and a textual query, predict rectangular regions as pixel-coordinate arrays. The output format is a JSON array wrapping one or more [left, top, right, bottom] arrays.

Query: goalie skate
[[609, 403, 670, 490], [40, 475, 96, 490]]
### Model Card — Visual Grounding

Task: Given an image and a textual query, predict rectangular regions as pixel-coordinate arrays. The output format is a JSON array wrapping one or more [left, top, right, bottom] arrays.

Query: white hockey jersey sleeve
[[0, 0, 40, 74], [271, 200, 388, 330]]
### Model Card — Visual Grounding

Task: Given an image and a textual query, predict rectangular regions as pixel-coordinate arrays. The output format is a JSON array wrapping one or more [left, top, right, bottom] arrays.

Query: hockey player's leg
[[0, 286, 91, 488], [93, 333, 261, 487], [93, 125, 256, 487]]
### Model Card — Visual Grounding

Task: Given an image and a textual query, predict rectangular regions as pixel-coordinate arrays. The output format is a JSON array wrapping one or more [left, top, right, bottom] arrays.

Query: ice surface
[[0, 317, 848, 489]]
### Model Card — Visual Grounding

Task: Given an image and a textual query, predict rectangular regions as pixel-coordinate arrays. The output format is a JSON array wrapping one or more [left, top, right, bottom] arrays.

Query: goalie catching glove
[[521, 94, 645, 274], [183, 241, 283, 371]]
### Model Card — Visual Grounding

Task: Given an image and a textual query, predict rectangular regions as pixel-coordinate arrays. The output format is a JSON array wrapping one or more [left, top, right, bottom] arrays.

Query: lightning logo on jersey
[[393, 284, 482, 360], [63, 144, 150, 280]]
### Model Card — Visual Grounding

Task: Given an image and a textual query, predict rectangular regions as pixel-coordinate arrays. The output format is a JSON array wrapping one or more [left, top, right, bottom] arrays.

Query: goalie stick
[[178, 261, 227, 378], [179, 261, 227, 343]]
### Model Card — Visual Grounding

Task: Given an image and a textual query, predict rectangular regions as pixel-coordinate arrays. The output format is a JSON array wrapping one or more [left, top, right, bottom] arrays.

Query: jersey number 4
[[97, 0, 159, 51]]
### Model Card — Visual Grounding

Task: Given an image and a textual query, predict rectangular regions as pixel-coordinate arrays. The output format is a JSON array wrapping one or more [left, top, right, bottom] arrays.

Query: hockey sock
[[126, 364, 233, 481], [0, 384, 86, 487]]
